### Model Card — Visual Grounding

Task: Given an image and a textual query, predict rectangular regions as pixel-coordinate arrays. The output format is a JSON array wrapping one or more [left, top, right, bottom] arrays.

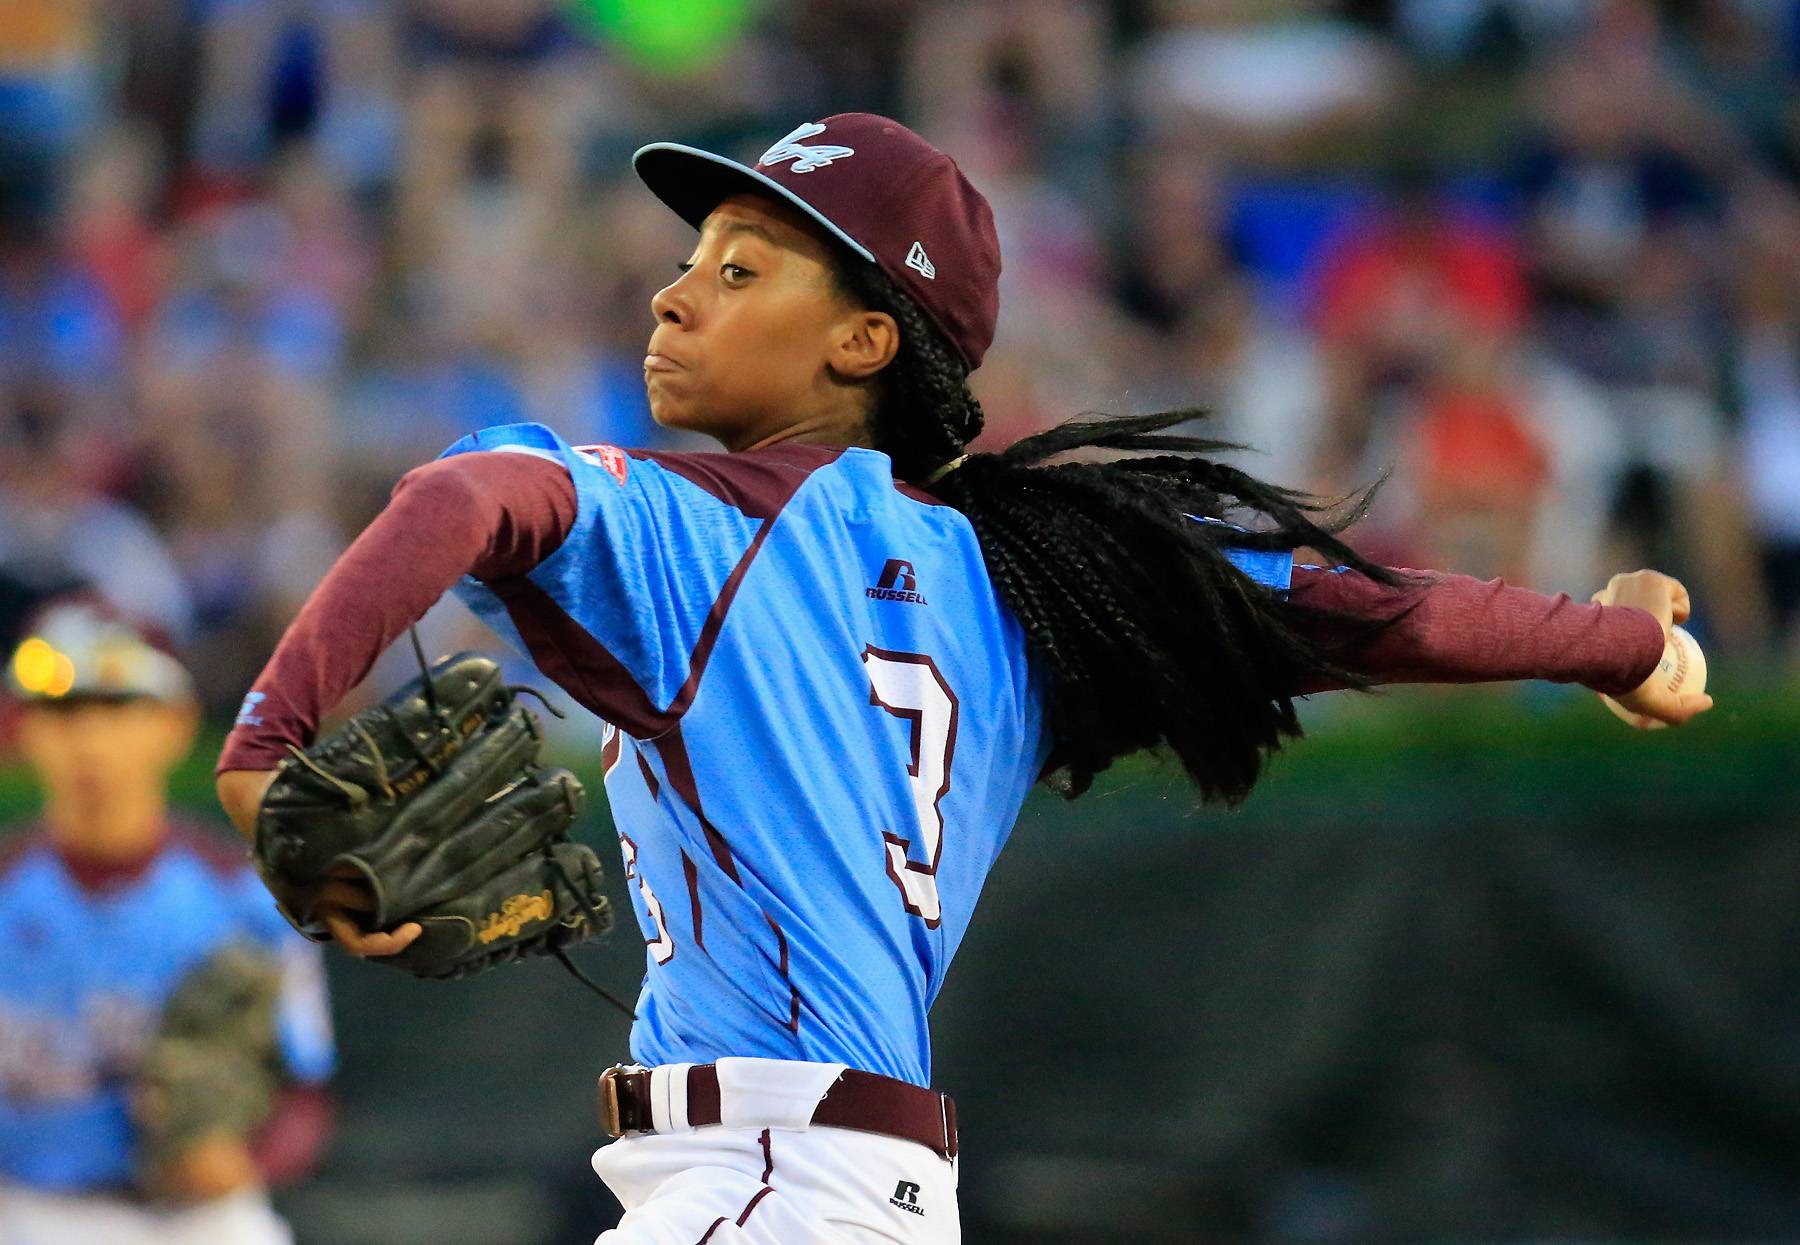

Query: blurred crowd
[[3, 0, 1800, 717]]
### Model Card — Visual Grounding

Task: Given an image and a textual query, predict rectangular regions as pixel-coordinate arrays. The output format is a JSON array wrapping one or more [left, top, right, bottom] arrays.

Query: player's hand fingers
[[1600, 693, 1654, 729], [321, 908, 422, 958], [1592, 569, 1691, 632], [314, 877, 376, 913], [360, 923, 423, 958], [1605, 688, 1713, 729], [1667, 577, 1692, 624], [1658, 691, 1712, 725]]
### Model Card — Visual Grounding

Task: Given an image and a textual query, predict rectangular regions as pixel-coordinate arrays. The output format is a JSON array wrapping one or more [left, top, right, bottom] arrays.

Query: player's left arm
[[1282, 560, 1712, 727]]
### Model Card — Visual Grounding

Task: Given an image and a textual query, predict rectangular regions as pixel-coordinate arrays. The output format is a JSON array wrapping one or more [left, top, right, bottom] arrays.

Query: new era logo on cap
[[633, 114, 1001, 370]]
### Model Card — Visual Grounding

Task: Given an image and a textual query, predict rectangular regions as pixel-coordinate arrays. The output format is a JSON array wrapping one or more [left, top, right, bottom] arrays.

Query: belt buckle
[[599, 1064, 652, 1138]]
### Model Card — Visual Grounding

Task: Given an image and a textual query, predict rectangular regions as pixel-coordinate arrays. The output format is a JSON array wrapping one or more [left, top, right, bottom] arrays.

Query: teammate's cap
[[633, 113, 1002, 371], [6, 599, 193, 704]]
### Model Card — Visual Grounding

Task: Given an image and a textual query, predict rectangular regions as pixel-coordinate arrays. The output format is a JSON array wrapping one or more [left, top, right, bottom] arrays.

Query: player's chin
[[646, 380, 701, 431], [647, 384, 736, 443]]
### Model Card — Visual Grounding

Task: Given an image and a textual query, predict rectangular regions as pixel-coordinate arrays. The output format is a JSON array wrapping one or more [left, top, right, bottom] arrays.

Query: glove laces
[[412, 626, 635, 1021]]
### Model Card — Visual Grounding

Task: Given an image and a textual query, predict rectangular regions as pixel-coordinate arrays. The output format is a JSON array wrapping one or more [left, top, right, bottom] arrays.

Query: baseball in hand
[[1657, 625, 1706, 696], [1600, 624, 1707, 729]]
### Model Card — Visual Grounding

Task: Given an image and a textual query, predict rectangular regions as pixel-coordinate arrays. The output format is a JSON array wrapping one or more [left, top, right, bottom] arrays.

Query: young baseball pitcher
[[217, 115, 1709, 1242]]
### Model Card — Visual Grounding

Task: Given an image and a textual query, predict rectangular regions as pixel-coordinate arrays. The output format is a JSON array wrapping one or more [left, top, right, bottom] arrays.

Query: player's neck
[[44, 791, 171, 865], [737, 425, 871, 453], [723, 397, 873, 453]]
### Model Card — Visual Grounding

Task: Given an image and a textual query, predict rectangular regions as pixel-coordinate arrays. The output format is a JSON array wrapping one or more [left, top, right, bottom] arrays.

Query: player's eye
[[676, 261, 695, 274], [721, 263, 753, 283]]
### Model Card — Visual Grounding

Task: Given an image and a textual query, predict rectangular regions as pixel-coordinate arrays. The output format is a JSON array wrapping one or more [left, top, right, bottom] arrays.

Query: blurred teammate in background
[[1, 600, 334, 1245], [218, 115, 1708, 1242]]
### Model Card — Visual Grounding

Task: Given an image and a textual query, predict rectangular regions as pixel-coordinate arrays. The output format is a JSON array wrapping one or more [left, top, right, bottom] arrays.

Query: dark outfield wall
[[4, 683, 1795, 1243]]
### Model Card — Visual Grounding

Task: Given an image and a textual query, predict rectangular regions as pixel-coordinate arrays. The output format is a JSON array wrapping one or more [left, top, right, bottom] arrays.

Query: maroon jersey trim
[[487, 576, 666, 736], [654, 727, 740, 882], [633, 441, 951, 511], [15, 819, 244, 893], [634, 748, 661, 798], [682, 850, 705, 950], [625, 443, 846, 520], [491, 444, 846, 738], [893, 478, 951, 509], [655, 723, 803, 1033], [0, 828, 43, 882]]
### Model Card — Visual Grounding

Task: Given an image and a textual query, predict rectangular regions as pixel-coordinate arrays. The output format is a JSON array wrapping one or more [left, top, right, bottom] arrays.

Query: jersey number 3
[[862, 647, 959, 929]]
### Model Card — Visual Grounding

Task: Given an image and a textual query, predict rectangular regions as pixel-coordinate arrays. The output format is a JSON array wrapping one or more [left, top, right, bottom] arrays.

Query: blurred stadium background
[[2, 0, 1799, 1240]]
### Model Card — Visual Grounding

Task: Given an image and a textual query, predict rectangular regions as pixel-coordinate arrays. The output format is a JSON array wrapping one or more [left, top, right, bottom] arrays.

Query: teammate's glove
[[132, 945, 283, 1198], [252, 652, 611, 980]]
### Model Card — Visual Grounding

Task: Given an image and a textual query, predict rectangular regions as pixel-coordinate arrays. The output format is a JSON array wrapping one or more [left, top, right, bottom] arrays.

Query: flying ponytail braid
[[832, 259, 1413, 803]]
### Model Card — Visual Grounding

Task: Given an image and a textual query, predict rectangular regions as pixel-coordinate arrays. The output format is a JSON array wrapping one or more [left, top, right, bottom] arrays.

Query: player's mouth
[[644, 352, 684, 374]]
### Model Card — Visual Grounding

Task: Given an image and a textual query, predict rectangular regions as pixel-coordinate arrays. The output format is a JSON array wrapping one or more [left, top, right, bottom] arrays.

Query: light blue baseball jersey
[[443, 422, 1291, 1088], [0, 826, 335, 1191]]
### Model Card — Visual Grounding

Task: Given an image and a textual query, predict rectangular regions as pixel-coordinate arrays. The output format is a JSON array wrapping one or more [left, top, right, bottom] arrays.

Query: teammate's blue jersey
[[0, 826, 335, 1191], [444, 422, 1292, 1087]]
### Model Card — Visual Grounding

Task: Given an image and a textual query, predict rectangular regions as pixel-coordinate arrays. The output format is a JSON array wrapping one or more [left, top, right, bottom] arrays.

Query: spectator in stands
[[1733, 181, 1800, 665], [1116, 147, 1325, 490], [0, 399, 193, 647], [1310, 163, 1530, 542], [191, 0, 400, 188], [0, 0, 104, 194]]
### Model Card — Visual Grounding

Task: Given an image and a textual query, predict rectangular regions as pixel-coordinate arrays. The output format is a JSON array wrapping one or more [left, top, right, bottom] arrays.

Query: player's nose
[[650, 274, 692, 328]]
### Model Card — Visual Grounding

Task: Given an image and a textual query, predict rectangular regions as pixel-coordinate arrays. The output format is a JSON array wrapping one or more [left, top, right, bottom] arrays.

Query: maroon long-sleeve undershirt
[[218, 452, 579, 773], [1287, 564, 1664, 695], [217, 451, 1665, 774]]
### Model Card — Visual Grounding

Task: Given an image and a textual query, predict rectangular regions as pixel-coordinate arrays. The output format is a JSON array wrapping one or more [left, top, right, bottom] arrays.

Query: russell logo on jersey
[[867, 559, 927, 605]]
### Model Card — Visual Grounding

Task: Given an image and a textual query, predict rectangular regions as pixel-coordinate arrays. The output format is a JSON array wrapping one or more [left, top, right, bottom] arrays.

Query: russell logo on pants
[[890, 1180, 924, 1216]]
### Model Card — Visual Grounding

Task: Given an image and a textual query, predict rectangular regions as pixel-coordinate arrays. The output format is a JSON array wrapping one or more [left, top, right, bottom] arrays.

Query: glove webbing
[[408, 628, 635, 1022], [543, 847, 635, 1020]]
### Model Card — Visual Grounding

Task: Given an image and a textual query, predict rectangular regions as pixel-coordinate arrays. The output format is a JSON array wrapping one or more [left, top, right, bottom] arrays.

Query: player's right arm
[[1586, 569, 1710, 726], [1283, 562, 1710, 726]]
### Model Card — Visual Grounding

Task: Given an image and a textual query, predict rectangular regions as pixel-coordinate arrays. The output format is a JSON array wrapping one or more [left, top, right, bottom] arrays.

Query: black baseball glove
[[132, 945, 284, 1198], [253, 651, 611, 980]]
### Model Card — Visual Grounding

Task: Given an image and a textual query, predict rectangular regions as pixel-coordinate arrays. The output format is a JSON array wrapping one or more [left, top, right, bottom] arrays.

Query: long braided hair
[[832, 259, 1412, 804]]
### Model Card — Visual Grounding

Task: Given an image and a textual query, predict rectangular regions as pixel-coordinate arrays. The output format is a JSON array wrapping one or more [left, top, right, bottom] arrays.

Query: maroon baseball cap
[[633, 113, 1002, 371]]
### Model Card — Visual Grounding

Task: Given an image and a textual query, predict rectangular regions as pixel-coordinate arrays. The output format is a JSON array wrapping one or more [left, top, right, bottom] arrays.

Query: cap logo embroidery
[[760, 122, 855, 173], [904, 241, 937, 279]]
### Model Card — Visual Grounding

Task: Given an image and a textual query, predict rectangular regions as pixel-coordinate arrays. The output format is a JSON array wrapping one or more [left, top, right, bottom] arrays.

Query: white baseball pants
[[592, 1059, 959, 1244], [0, 1184, 292, 1245]]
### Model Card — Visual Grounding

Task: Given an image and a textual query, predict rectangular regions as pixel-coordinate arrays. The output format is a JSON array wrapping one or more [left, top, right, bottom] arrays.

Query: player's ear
[[14, 706, 56, 769], [828, 309, 899, 382], [149, 700, 201, 769]]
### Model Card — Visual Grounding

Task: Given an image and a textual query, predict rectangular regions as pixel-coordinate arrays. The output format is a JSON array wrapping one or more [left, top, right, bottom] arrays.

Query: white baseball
[[1599, 624, 1706, 729], [1659, 624, 1707, 696]]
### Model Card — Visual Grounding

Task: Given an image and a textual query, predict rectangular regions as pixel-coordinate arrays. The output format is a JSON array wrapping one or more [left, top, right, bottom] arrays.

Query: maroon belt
[[599, 1063, 958, 1160]]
